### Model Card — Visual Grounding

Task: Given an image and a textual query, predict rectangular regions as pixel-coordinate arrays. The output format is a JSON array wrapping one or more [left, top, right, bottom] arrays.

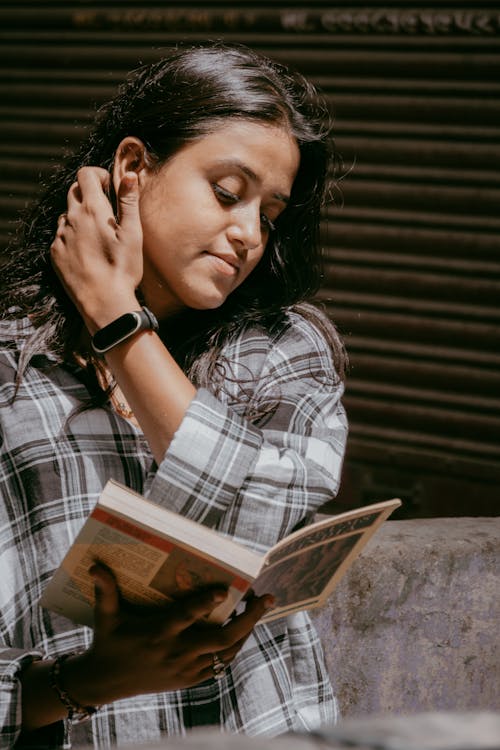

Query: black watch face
[[93, 313, 139, 351]]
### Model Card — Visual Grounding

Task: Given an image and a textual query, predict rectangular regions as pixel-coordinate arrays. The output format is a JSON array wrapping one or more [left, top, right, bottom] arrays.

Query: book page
[[265, 509, 382, 566], [252, 501, 400, 622], [101, 479, 263, 575], [252, 532, 360, 619], [41, 506, 251, 626]]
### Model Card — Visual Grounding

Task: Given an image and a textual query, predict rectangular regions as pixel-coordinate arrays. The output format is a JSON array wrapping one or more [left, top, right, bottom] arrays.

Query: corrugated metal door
[[1, 2, 499, 516]]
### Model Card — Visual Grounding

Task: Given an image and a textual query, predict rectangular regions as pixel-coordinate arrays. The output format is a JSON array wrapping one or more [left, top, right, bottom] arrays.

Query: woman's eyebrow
[[214, 158, 290, 204]]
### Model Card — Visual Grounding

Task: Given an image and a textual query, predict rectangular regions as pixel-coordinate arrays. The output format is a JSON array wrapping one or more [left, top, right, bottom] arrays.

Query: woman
[[0, 43, 348, 747]]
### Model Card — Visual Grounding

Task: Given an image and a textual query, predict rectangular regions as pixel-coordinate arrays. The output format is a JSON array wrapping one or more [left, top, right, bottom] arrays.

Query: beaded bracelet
[[49, 654, 99, 723]]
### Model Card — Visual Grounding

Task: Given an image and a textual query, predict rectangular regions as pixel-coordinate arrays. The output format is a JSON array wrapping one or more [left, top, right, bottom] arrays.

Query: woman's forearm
[[103, 328, 196, 464]]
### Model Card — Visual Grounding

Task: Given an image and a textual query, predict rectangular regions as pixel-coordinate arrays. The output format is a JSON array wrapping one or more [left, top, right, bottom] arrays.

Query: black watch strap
[[91, 307, 159, 354]]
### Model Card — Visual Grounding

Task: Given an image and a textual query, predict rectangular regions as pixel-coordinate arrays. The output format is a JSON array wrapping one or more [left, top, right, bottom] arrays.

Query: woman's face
[[128, 120, 300, 320]]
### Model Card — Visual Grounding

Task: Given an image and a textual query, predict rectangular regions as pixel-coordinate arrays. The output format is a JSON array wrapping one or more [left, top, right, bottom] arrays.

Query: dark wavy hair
[[1, 42, 345, 400]]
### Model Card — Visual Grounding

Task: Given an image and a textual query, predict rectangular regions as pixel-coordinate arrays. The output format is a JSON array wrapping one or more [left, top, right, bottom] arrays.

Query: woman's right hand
[[50, 166, 143, 335], [63, 564, 273, 706]]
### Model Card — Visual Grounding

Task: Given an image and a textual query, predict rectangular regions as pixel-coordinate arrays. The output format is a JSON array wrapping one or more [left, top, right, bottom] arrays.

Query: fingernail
[[88, 564, 101, 589], [124, 172, 137, 187], [264, 595, 276, 610], [212, 590, 227, 603]]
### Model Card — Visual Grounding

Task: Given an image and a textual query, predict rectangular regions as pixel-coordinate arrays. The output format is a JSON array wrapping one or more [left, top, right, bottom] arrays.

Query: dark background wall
[[1, 2, 499, 518]]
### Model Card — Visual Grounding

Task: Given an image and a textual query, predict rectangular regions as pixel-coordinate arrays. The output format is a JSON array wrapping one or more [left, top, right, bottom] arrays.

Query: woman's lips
[[205, 251, 239, 276]]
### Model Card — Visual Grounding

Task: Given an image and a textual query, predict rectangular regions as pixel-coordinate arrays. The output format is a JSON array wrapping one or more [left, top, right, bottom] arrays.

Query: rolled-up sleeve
[[147, 313, 348, 553], [0, 649, 44, 747]]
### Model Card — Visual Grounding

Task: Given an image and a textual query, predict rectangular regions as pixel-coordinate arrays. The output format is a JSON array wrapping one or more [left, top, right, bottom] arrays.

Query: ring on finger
[[212, 653, 226, 681]]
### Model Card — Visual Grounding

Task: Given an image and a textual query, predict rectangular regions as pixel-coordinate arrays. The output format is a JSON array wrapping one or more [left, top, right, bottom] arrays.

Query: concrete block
[[129, 711, 500, 749], [310, 518, 500, 718]]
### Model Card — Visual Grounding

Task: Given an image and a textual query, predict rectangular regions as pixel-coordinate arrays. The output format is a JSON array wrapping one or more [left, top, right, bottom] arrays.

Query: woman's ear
[[112, 137, 148, 196]]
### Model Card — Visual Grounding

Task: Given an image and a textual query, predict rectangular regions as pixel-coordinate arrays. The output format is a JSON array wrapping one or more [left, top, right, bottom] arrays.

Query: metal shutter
[[1, 2, 499, 517]]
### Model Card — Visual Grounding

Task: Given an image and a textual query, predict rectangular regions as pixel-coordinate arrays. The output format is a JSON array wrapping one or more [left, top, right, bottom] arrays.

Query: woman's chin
[[185, 289, 229, 311]]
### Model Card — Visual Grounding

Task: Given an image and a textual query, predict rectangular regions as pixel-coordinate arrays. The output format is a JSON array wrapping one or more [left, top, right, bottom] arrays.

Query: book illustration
[[265, 510, 381, 565], [254, 533, 360, 611]]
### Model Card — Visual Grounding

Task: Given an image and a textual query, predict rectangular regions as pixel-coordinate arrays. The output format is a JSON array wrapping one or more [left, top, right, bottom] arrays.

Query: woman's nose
[[227, 204, 261, 254]]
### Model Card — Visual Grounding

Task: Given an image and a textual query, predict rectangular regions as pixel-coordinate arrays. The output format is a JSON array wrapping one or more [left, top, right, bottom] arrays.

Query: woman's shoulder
[[214, 305, 344, 416], [219, 304, 344, 396], [276, 304, 339, 349], [228, 304, 342, 365]]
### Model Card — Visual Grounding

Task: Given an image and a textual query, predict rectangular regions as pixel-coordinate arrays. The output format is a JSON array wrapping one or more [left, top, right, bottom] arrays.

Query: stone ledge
[[121, 711, 500, 749], [310, 518, 500, 717]]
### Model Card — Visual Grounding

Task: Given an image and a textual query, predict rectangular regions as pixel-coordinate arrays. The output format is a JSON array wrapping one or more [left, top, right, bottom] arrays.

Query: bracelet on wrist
[[91, 306, 159, 354], [49, 654, 100, 723]]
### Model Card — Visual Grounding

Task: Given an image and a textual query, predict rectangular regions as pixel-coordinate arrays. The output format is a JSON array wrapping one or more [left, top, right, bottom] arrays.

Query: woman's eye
[[213, 183, 276, 234], [260, 213, 276, 233], [213, 183, 239, 204]]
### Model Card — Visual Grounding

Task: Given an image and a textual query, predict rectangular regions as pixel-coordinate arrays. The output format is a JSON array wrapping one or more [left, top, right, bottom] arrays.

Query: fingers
[[65, 167, 113, 221], [66, 181, 82, 213], [63, 168, 141, 241], [116, 171, 142, 241], [54, 212, 68, 239], [220, 594, 275, 646], [189, 595, 275, 681], [90, 563, 120, 634], [214, 595, 275, 671], [59, 166, 140, 237], [74, 166, 110, 194], [187, 593, 275, 660], [166, 588, 229, 636]]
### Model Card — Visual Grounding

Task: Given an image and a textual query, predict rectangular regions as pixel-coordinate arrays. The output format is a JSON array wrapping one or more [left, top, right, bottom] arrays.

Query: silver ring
[[212, 653, 226, 681]]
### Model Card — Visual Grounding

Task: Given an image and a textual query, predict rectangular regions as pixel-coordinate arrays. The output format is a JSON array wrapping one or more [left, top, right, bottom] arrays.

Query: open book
[[41, 479, 401, 625]]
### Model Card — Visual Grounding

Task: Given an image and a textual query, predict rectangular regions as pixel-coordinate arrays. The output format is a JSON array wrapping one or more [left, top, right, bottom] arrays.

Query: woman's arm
[[50, 167, 197, 464], [147, 317, 348, 552]]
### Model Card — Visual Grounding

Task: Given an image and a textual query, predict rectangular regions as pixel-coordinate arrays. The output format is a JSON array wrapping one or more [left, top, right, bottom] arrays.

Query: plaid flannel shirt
[[0, 310, 347, 748]]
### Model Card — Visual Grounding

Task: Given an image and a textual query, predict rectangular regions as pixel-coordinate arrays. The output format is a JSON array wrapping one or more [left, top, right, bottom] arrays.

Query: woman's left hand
[[50, 166, 143, 333]]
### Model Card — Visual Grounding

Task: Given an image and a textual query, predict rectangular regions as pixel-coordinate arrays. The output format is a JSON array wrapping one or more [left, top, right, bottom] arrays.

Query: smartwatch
[[91, 307, 159, 354]]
